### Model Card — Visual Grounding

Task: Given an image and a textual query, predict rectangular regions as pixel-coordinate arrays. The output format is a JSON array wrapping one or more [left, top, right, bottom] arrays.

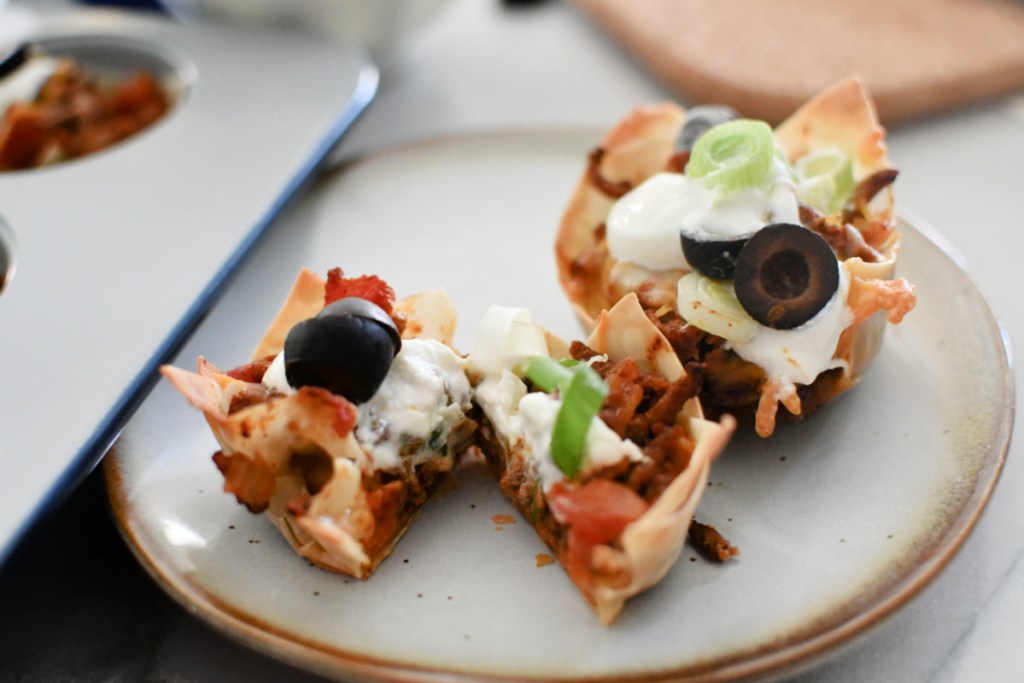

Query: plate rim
[[104, 130, 1015, 683]]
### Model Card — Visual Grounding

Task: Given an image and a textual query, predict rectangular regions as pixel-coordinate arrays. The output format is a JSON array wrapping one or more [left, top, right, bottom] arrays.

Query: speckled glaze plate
[[105, 131, 1013, 682]]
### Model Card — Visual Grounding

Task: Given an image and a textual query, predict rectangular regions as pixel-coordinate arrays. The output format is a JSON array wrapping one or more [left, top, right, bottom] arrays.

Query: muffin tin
[[0, 6, 377, 563]]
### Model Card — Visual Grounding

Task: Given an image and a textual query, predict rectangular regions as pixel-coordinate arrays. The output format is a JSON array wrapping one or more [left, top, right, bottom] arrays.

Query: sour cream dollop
[[729, 263, 853, 387], [468, 305, 645, 491], [355, 338, 471, 471], [605, 144, 852, 390], [606, 161, 799, 271], [263, 338, 471, 472]]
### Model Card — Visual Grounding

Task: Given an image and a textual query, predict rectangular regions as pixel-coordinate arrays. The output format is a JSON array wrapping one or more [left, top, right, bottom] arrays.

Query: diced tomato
[[225, 355, 276, 383], [548, 479, 650, 593], [547, 479, 649, 546], [324, 267, 396, 314]]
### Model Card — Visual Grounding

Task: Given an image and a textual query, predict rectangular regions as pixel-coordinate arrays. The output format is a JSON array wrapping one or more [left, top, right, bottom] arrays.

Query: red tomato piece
[[547, 479, 649, 546], [225, 355, 275, 383], [324, 267, 396, 314]]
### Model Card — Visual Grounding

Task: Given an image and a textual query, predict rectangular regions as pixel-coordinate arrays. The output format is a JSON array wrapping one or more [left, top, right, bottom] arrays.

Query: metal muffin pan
[[31, 29, 196, 94], [0, 7, 378, 564]]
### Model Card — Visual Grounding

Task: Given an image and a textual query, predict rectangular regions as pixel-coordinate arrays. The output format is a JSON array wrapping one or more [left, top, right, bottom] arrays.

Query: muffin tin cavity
[[33, 32, 195, 97], [0, 31, 196, 171]]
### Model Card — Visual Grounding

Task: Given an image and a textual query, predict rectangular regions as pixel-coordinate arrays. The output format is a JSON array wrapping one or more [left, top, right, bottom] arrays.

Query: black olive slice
[[680, 233, 750, 280], [734, 223, 840, 330], [284, 297, 401, 404], [677, 105, 739, 153], [0, 43, 30, 81], [317, 297, 401, 352]]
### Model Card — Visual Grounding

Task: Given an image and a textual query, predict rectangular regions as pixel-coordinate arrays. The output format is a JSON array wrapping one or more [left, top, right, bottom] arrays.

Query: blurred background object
[[574, 0, 1024, 123], [161, 0, 450, 61]]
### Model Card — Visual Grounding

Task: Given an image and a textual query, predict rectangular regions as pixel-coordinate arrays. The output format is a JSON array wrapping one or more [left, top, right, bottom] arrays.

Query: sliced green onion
[[524, 356, 574, 393], [795, 148, 855, 215], [551, 365, 608, 478], [524, 356, 610, 479], [677, 271, 757, 342], [687, 119, 775, 194]]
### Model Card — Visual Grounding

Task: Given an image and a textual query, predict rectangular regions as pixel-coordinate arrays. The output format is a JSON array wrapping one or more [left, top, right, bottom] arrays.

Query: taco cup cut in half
[[467, 294, 735, 625], [556, 77, 916, 437], [161, 268, 476, 578]]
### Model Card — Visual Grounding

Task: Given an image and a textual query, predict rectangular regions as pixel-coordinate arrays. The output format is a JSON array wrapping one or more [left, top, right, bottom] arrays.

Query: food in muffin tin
[[555, 78, 916, 436], [0, 43, 169, 170]]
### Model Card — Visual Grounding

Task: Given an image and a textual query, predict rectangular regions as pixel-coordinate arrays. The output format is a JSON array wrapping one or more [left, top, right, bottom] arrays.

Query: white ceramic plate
[[105, 131, 1013, 682]]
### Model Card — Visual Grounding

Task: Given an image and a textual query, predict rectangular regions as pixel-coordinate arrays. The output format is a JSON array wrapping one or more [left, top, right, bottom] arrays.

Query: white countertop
[[1, 1, 1020, 681]]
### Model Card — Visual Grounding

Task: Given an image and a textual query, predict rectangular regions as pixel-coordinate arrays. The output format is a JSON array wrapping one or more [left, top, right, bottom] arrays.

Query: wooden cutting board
[[574, 0, 1024, 123]]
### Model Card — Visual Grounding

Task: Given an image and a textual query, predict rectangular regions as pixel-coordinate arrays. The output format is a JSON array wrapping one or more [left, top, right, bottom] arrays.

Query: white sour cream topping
[[0, 56, 59, 115], [466, 305, 548, 379], [605, 147, 851, 390], [475, 371, 644, 492], [262, 339, 471, 472], [354, 339, 471, 471], [262, 351, 293, 395], [729, 263, 853, 386], [606, 160, 799, 271], [518, 392, 644, 491], [468, 304, 645, 491]]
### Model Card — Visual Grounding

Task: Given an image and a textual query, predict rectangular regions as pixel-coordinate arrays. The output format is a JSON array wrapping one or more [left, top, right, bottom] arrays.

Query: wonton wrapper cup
[[477, 294, 734, 624], [162, 268, 471, 578], [555, 77, 902, 415]]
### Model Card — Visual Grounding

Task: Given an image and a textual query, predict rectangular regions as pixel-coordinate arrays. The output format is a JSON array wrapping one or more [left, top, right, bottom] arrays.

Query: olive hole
[[760, 250, 809, 300]]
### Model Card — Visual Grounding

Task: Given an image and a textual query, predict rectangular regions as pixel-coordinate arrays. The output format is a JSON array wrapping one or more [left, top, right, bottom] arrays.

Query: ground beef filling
[[479, 341, 736, 578], [689, 520, 740, 562], [568, 341, 702, 503], [649, 309, 846, 425], [218, 358, 467, 557], [568, 159, 895, 428]]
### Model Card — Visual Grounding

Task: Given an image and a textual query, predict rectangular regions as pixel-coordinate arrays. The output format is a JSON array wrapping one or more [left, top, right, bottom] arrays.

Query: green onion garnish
[[795, 148, 855, 215], [676, 271, 757, 343], [524, 356, 574, 393], [523, 356, 610, 479], [550, 364, 608, 478], [687, 119, 775, 195]]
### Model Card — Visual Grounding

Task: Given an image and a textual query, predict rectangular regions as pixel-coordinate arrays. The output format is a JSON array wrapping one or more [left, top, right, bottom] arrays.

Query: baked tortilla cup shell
[[476, 294, 735, 624], [555, 78, 901, 390], [161, 269, 466, 578]]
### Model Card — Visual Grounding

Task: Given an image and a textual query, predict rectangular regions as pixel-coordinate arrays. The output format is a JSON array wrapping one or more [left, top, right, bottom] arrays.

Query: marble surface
[[1, 0, 1021, 681]]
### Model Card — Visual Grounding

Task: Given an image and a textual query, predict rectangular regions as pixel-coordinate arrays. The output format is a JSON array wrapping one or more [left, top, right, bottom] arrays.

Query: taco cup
[[467, 294, 735, 625], [161, 268, 476, 578], [555, 78, 916, 436]]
